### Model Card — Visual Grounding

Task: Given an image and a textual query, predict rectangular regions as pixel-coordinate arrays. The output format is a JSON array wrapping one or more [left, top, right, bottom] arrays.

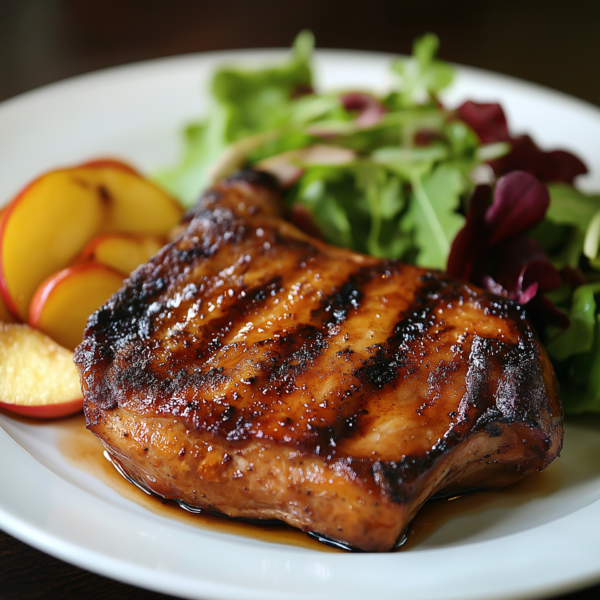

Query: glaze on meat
[[75, 171, 562, 552]]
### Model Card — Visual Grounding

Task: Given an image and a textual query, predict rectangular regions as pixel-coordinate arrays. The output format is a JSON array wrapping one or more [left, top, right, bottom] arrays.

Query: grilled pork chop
[[75, 170, 562, 552]]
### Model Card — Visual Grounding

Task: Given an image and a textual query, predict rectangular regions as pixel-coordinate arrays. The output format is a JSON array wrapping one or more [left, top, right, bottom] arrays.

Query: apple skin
[[0, 323, 83, 419], [0, 160, 182, 321], [0, 170, 105, 320], [28, 262, 125, 351], [0, 398, 82, 419], [78, 158, 140, 176]]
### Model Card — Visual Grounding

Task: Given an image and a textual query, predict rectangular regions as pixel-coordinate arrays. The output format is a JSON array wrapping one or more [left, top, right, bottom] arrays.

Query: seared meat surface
[[75, 171, 562, 552]]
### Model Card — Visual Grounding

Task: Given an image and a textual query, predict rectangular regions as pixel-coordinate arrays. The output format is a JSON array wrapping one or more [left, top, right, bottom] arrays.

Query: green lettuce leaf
[[155, 31, 314, 206], [390, 33, 455, 108], [547, 283, 600, 361], [403, 164, 466, 268], [558, 313, 600, 414], [546, 183, 600, 227]]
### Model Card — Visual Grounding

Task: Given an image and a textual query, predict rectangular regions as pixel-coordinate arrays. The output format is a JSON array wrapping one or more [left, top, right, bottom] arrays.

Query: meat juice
[[57, 414, 564, 553]]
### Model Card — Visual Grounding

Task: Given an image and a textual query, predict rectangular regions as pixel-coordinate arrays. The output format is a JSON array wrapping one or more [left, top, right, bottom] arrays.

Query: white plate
[[1, 50, 600, 600]]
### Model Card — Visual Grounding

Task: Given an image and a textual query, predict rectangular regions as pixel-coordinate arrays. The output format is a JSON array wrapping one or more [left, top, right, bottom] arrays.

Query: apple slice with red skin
[[78, 158, 140, 176], [0, 161, 182, 321], [0, 323, 82, 419], [0, 170, 105, 320], [75, 233, 164, 275], [29, 263, 125, 351], [87, 162, 183, 235]]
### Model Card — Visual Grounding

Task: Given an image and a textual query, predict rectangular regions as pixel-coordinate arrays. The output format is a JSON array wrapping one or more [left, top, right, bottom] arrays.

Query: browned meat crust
[[75, 170, 562, 552]]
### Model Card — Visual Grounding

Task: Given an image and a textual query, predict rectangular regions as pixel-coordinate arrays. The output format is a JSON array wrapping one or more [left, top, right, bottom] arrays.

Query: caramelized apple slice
[[29, 263, 124, 351], [83, 163, 183, 235], [76, 233, 164, 275], [0, 171, 105, 320], [0, 161, 182, 321], [0, 323, 82, 418]]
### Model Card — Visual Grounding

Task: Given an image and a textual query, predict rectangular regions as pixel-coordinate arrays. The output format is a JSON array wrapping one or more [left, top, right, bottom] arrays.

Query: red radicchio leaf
[[447, 174, 569, 330], [539, 295, 571, 330], [517, 282, 539, 305], [480, 274, 506, 297], [457, 101, 588, 184], [490, 135, 588, 185], [495, 236, 550, 292], [446, 184, 491, 281], [561, 265, 587, 288], [485, 171, 549, 246], [457, 101, 510, 144], [519, 259, 562, 295], [505, 254, 562, 304], [340, 92, 386, 129]]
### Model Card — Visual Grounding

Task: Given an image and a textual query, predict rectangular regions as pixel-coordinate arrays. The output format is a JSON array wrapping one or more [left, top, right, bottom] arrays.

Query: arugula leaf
[[355, 163, 407, 257], [155, 32, 314, 206], [295, 166, 357, 249], [404, 164, 466, 268], [212, 33, 313, 141], [558, 312, 600, 414], [544, 184, 600, 270], [546, 183, 600, 227], [390, 34, 455, 107], [547, 283, 600, 361]]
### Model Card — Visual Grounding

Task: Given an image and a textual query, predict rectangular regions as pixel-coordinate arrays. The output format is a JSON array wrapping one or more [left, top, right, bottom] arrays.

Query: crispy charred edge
[[182, 169, 282, 225], [75, 202, 248, 415], [225, 169, 280, 190], [76, 194, 374, 419]]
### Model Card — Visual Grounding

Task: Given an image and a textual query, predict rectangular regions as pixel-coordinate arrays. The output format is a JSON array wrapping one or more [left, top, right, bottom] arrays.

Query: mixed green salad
[[156, 32, 600, 415]]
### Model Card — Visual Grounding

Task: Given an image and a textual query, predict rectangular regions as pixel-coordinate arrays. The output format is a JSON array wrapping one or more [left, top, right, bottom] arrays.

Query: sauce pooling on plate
[[56, 414, 564, 552]]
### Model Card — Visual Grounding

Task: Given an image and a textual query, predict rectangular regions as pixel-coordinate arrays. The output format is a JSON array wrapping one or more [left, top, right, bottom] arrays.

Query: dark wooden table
[[1, 1, 600, 598]]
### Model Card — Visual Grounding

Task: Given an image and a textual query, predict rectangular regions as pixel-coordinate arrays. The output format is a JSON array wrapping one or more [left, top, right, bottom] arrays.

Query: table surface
[[1, 0, 600, 598]]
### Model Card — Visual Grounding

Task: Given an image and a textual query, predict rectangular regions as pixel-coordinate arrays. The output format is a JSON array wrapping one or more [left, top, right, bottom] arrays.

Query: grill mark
[[327, 273, 541, 454], [235, 263, 408, 446], [179, 275, 284, 365], [260, 265, 390, 392], [214, 266, 385, 441], [354, 273, 445, 392], [229, 272, 370, 399]]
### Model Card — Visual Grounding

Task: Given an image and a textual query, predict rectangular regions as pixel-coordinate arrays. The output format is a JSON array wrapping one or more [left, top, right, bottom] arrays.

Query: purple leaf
[[485, 171, 549, 246], [447, 184, 491, 280], [457, 101, 588, 184], [414, 129, 446, 146], [539, 296, 571, 329], [518, 282, 539, 305], [341, 92, 386, 128], [456, 101, 510, 144], [491, 135, 587, 184], [480, 274, 506, 296], [495, 237, 549, 292], [519, 259, 562, 295], [447, 168, 569, 332]]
